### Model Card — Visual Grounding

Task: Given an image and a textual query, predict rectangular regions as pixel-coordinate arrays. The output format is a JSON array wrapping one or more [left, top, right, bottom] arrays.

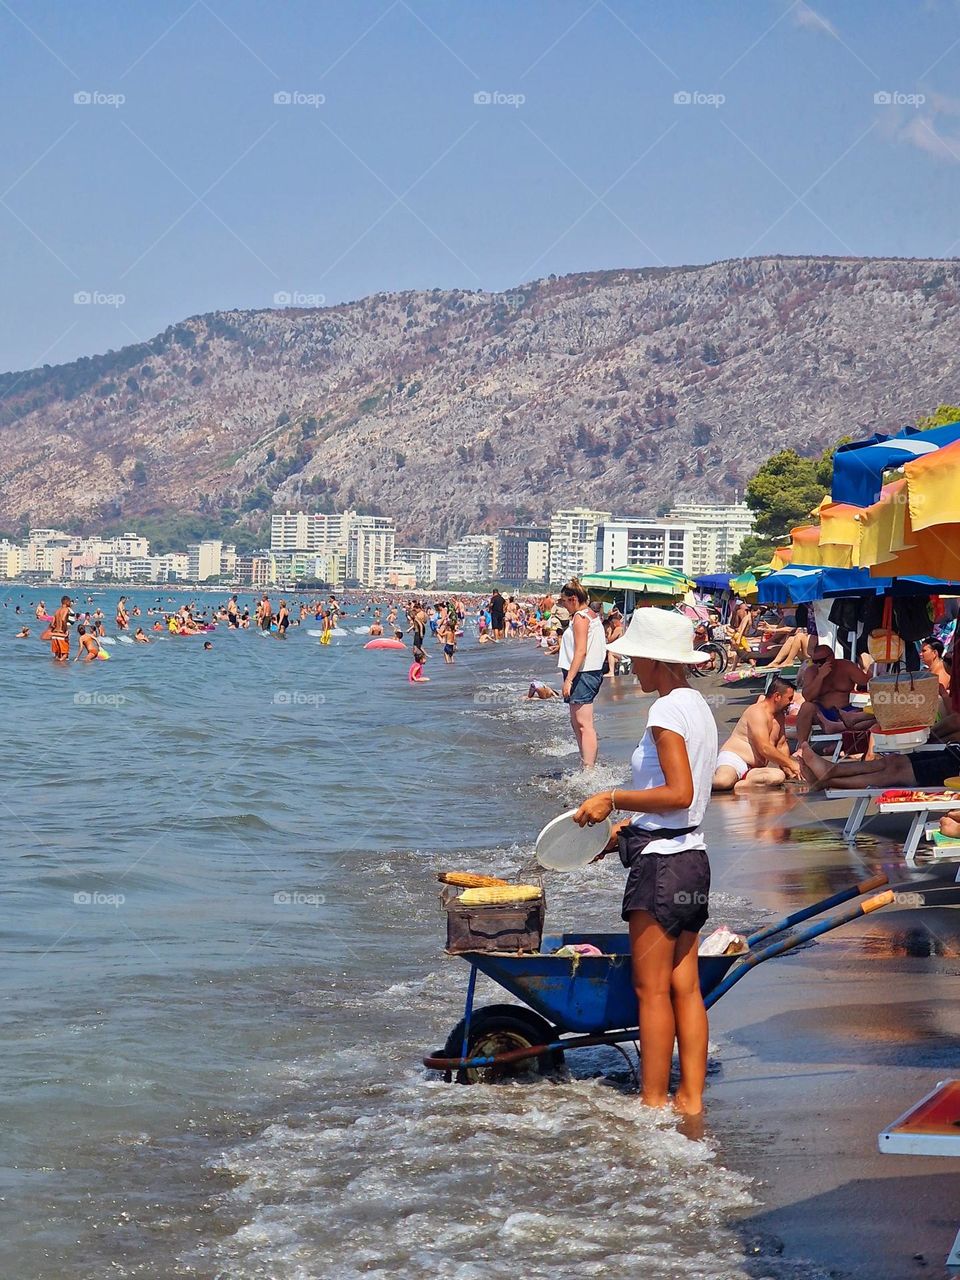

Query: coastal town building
[[270, 510, 395, 588], [396, 547, 446, 588], [496, 526, 550, 585], [0, 539, 22, 578], [445, 534, 497, 584], [348, 516, 396, 588], [270, 511, 347, 554], [666, 500, 753, 574], [236, 552, 277, 587], [548, 508, 611, 583], [596, 518, 696, 576], [526, 540, 549, 584], [187, 540, 226, 583]]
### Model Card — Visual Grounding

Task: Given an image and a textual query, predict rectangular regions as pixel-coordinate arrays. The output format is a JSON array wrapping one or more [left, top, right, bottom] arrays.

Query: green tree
[[745, 445, 839, 538], [131, 460, 147, 486], [917, 404, 960, 431], [729, 535, 780, 575]]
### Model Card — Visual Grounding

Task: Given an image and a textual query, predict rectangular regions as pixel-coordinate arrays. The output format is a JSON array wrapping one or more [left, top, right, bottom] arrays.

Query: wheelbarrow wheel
[[443, 1004, 564, 1085]]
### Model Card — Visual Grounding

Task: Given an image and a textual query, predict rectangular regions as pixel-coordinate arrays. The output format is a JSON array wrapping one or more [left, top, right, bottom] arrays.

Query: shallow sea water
[[0, 586, 831, 1279]]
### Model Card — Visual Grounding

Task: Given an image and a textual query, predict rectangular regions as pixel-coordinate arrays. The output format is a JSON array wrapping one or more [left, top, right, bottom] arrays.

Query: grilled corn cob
[[458, 884, 542, 906], [437, 871, 509, 888]]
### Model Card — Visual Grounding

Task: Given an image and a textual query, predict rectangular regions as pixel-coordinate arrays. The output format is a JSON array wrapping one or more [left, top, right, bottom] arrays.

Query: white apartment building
[[396, 547, 446, 588], [446, 534, 496, 584], [187, 540, 224, 583], [270, 510, 395, 588], [526, 540, 549, 584], [666, 501, 753, 574], [0, 540, 22, 578], [548, 508, 611, 583], [596, 518, 697, 576], [270, 511, 347, 553], [350, 517, 396, 587], [155, 553, 189, 581], [104, 532, 150, 558]]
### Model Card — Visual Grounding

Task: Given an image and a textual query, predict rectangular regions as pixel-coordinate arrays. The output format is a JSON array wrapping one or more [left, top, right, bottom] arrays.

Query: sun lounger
[[826, 787, 957, 858], [880, 1080, 960, 1267], [877, 796, 960, 861], [826, 789, 881, 841]]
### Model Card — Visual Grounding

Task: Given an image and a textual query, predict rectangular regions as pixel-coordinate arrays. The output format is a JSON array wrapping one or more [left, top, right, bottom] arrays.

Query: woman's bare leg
[[629, 912, 677, 1107], [671, 930, 708, 1116], [572, 703, 598, 767]]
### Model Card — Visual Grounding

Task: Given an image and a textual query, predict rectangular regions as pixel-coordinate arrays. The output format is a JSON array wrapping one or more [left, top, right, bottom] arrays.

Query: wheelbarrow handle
[[705, 888, 895, 1009], [746, 871, 889, 948]]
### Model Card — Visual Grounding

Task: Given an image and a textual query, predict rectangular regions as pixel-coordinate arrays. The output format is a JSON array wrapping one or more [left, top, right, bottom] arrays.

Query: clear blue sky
[[2, 0, 958, 371]]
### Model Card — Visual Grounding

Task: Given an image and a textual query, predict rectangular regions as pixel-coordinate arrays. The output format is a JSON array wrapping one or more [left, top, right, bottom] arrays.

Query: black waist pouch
[[618, 823, 700, 868]]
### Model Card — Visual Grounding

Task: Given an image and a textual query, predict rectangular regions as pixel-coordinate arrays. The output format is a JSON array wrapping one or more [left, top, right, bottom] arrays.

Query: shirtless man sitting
[[713, 677, 801, 791], [793, 645, 872, 747]]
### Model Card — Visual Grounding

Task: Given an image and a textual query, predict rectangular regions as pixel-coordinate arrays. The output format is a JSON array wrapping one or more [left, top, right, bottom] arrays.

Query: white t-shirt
[[557, 607, 606, 672], [629, 687, 719, 855]]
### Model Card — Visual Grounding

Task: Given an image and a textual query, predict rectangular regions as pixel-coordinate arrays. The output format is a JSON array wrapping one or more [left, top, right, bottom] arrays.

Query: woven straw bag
[[867, 671, 941, 731], [867, 628, 905, 663]]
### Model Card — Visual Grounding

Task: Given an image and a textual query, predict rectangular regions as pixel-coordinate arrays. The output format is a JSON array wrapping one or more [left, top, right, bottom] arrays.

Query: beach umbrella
[[830, 420, 960, 507], [580, 565, 693, 595], [694, 573, 732, 592]]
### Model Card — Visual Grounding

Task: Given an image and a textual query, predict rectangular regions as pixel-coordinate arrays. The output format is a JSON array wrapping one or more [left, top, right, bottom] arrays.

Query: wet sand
[[598, 674, 960, 1278]]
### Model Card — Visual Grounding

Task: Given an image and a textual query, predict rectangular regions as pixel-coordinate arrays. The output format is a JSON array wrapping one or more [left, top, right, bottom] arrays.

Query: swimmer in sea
[[75, 626, 101, 662], [369, 620, 384, 637], [134, 628, 151, 643], [203, 641, 213, 650], [15, 626, 30, 638]]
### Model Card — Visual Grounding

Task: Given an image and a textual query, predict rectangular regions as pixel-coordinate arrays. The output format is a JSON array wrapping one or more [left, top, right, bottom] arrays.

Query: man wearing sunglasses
[[794, 644, 873, 749]]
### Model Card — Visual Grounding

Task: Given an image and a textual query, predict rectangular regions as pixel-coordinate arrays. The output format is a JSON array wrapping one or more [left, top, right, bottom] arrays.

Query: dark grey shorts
[[621, 847, 710, 937]]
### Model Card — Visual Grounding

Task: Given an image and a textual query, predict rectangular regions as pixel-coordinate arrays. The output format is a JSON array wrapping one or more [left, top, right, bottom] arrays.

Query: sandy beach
[[595, 675, 960, 1278]]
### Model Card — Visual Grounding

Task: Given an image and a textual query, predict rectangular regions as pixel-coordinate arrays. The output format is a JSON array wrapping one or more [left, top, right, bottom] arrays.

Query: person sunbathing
[[798, 741, 960, 792], [764, 627, 810, 670], [793, 645, 873, 747], [713, 678, 800, 791]]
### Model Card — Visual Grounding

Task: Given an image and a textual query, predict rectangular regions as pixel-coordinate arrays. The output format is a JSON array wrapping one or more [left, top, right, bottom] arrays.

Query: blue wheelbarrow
[[425, 873, 894, 1083]]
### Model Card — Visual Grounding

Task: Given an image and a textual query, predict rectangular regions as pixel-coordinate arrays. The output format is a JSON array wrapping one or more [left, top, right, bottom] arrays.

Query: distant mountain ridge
[[2, 255, 959, 543]]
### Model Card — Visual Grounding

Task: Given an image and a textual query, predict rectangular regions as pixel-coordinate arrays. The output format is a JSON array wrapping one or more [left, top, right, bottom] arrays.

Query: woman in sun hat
[[573, 607, 718, 1117]]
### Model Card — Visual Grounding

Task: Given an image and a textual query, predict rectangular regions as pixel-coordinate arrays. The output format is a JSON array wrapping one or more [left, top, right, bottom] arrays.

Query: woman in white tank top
[[556, 579, 606, 767]]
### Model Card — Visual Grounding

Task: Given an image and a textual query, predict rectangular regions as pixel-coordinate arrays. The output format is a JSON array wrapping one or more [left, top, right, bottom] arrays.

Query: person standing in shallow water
[[556, 579, 606, 768], [574, 609, 718, 1117], [489, 589, 506, 640]]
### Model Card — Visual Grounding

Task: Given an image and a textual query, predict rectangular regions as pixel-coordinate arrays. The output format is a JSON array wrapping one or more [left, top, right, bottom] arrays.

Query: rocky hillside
[[2, 256, 959, 543]]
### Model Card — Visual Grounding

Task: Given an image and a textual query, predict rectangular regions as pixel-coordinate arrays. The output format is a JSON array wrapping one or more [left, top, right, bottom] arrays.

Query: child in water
[[408, 646, 430, 683]]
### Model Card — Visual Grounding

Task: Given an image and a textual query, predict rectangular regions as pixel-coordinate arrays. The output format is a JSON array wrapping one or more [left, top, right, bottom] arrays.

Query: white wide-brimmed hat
[[607, 607, 709, 664]]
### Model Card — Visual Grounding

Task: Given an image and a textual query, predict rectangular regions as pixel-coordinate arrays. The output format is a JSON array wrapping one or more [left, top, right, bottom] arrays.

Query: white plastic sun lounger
[[827, 782, 957, 857], [877, 797, 960, 861], [826, 789, 881, 842], [880, 1080, 960, 1268]]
